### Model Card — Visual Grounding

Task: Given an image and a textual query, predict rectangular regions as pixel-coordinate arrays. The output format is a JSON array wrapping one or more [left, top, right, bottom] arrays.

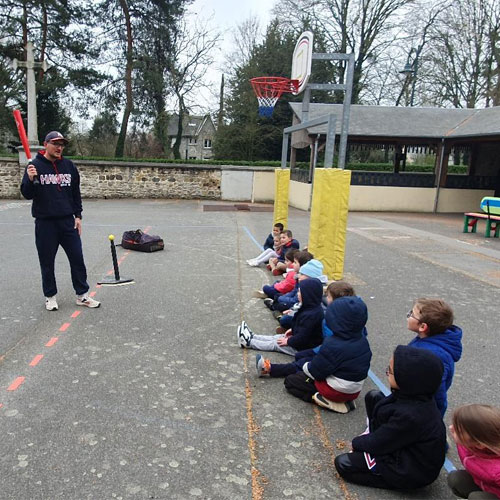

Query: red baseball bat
[[13, 110, 39, 184]]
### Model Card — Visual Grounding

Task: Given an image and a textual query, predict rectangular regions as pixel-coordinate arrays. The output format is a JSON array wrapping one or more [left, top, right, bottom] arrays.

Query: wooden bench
[[463, 212, 500, 238]]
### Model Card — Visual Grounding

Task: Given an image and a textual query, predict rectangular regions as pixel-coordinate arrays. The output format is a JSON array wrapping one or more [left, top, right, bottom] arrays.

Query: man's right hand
[[27, 165, 38, 181]]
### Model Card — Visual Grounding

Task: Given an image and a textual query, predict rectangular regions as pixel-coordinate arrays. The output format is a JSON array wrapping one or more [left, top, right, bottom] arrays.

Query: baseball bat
[[13, 109, 39, 184]]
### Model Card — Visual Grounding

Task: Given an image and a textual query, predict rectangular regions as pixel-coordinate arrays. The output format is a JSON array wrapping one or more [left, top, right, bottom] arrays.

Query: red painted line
[[45, 337, 59, 347], [7, 377, 25, 391], [71, 310, 81, 319], [59, 323, 71, 332], [29, 354, 44, 367], [96, 284, 102, 288], [89, 291, 97, 298], [0, 403, 3, 408], [106, 270, 113, 276]]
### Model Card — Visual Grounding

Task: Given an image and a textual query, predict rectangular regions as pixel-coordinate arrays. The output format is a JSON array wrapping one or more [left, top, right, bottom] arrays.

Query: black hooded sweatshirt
[[287, 278, 324, 351], [352, 345, 446, 490], [20, 152, 82, 220]]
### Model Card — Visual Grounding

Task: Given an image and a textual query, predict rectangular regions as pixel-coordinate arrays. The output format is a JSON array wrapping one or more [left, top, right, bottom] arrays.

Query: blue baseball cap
[[44, 131, 69, 143]]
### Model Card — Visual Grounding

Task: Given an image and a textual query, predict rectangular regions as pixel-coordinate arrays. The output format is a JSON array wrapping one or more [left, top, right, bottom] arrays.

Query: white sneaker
[[45, 296, 58, 311], [76, 294, 101, 308]]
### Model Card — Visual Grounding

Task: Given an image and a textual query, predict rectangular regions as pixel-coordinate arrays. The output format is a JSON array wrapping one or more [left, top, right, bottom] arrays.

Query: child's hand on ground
[[277, 336, 289, 346], [285, 329, 292, 337]]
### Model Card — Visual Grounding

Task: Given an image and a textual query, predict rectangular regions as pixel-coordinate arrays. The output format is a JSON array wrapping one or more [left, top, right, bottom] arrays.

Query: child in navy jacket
[[283, 295, 372, 414], [335, 346, 446, 490]]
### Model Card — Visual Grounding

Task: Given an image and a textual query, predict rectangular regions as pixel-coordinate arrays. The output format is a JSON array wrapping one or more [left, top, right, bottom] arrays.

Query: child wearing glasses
[[335, 345, 446, 490], [406, 298, 462, 417]]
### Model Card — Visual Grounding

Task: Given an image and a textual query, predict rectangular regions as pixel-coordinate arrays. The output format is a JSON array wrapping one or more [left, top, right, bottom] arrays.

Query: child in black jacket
[[335, 345, 446, 490], [237, 279, 323, 356]]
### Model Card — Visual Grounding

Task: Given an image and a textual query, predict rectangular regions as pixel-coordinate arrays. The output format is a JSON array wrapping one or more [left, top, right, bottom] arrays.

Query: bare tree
[[224, 15, 262, 73], [424, 0, 494, 108], [167, 15, 221, 159], [272, 0, 413, 103]]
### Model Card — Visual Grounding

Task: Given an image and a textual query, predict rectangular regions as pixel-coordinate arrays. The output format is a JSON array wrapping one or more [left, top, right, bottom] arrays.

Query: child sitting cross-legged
[[283, 295, 372, 414], [256, 281, 358, 379], [253, 249, 298, 301], [447, 404, 500, 500], [335, 346, 446, 490], [268, 230, 299, 276], [237, 278, 323, 356]]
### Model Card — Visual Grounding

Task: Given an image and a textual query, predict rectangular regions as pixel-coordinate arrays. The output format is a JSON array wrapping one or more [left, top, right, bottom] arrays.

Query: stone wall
[[77, 160, 221, 199], [0, 157, 22, 198]]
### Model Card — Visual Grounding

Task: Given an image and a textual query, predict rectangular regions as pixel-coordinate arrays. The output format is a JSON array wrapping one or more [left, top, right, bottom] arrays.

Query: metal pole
[[338, 54, 354, 170], [281, 132, 290, 169], [324, 115, 336, 168], [301, 87, 311, 122], [433, 138, 445, 213]]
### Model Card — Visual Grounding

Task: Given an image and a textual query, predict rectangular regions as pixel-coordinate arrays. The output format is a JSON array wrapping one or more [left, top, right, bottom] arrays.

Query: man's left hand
[[74, 217, 82, 235]]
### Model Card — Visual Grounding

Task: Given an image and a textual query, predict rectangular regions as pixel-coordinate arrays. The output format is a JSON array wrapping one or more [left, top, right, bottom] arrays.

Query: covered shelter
[[288, 103, 500, 200]]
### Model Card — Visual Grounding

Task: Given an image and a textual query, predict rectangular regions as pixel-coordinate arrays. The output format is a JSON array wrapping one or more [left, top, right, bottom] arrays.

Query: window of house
[[189, 156, 197, 160], [204, 139, 212, 148], [189, 137, 197, 144]]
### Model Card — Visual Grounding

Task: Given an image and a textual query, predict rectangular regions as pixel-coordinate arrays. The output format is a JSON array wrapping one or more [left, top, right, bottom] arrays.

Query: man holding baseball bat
[[21, 131, 100, 311]]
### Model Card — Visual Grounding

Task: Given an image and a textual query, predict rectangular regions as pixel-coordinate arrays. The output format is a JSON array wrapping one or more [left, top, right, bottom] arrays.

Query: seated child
[[237, 278, 323, 356], [247, 234, 281, 267], [406, 298, 462, 417], [277, 259, 324, 329], [263, 222, 284, 250], [254, 249, 298, 300], [256, 281, 357, 378], [269, 230, 299, 276], [269, 252, 316, 312], [448, 404, 500, 500], [283, 295, 371, 413], [335, 346, 446, 490]]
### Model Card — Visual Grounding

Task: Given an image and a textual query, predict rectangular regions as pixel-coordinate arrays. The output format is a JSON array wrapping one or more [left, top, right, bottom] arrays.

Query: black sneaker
[[263, 298, 274, 310]]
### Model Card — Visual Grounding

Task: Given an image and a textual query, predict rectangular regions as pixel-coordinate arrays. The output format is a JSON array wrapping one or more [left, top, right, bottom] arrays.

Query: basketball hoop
[[250, 77, 299, 118]]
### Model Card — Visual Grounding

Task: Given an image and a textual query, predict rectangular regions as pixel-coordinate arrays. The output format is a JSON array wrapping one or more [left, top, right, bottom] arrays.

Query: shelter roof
[[288, 103, 500, 140]]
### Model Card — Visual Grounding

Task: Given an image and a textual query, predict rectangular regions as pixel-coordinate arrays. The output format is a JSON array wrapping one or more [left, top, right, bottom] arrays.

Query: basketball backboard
[[291, 31, 313, 95]]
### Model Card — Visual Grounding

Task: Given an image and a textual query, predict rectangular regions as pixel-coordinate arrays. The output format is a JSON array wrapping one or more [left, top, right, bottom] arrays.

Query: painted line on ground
[[7, 377, 25, 391], [71, 311, 81, 319], [244, 225, 457, 473], [45, 337, 59, 347], [29, 355, 44, 367], [59, 323, 71, 332], [243, 226, 264, 251]]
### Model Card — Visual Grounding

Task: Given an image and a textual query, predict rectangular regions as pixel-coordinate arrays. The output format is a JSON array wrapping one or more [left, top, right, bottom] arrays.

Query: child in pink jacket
[[448, 404, 500, 499], [258, 249, 298, 300]]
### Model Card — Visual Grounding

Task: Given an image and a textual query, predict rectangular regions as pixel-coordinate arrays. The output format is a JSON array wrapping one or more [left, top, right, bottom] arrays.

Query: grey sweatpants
[[249, 334, 297, 356]]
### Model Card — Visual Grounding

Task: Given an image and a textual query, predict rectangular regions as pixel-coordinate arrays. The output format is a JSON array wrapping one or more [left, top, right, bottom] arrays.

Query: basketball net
[[250, 77, 299, 118]]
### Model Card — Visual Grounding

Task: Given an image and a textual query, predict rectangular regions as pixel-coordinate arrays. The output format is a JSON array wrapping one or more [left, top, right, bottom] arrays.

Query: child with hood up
[[335, 345, 446, 490], [237, 278, 324, 356], [283, 295, 372, 413]]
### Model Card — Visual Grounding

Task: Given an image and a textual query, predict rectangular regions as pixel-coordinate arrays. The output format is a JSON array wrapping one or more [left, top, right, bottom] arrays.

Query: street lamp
[[399, 47, 419, 106]]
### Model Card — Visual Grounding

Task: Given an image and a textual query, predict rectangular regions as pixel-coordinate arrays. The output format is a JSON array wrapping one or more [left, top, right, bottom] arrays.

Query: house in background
[[167, 114, 216, 161]]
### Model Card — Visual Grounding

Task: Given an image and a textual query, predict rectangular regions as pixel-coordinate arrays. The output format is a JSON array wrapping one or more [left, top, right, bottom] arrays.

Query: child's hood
[[298, 278, 323, 309], [394, 345, 443, 397], [420, 325, 463, 362], [324, 296, 368, 339]]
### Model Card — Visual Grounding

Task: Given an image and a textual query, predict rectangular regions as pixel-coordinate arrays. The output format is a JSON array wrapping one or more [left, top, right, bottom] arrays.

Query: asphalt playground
[[0, 198, 499, 500]]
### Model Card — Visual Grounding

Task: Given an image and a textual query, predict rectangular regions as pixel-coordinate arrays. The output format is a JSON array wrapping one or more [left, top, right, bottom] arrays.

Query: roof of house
[[288, 103, 500, 140], [167, 115, 214, 137]]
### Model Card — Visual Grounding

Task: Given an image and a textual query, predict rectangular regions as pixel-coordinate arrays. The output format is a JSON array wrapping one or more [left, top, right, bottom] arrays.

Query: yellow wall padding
[[273, 169, 290, 228], [308, 168, 351, 280]]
